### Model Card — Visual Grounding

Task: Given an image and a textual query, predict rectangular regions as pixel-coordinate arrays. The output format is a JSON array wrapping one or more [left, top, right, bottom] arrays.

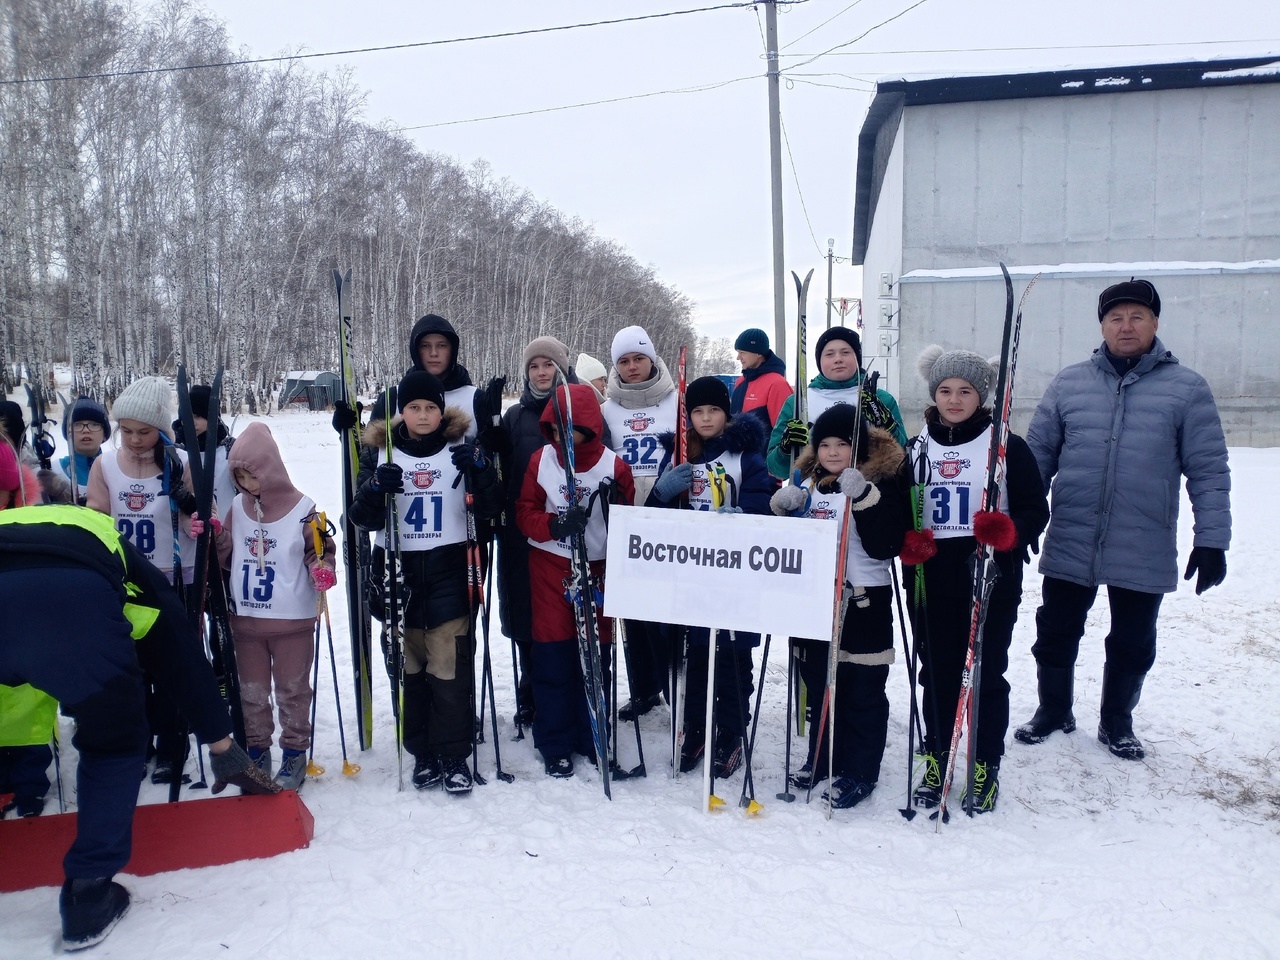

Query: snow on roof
[[1203, 60, 1280, 80], [898, 259, 1280, 283], [283, 370, 325, 380]]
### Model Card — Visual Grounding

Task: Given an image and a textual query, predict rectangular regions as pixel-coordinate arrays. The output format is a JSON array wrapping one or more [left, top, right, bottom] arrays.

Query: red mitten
[[311, 565, 337, 592], [899, 529, 937, 566], [973, 510, 1018, 552]]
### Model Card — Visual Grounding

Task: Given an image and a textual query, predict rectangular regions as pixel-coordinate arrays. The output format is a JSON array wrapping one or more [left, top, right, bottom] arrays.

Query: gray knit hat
[[917, 345, 997, 407], [523, 336, 571, 376], [112, 376, 174, 435]]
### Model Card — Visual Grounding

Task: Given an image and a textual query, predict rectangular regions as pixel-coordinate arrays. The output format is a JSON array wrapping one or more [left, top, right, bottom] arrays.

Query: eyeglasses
[[72, 421, 104, 433]]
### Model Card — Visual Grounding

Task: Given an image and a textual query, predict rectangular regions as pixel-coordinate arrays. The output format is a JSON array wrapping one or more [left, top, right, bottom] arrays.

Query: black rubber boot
[[1097, 666, 1146, 760], [1014, 664, 1077, 744]]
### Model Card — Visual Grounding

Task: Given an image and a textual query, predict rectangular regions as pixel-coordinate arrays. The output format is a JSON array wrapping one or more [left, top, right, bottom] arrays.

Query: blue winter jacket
[[1026, 337, 1231, 594]]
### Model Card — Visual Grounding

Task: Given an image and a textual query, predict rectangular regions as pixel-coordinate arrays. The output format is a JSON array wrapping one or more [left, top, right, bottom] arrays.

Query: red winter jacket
[[516, 384, 634, 643]]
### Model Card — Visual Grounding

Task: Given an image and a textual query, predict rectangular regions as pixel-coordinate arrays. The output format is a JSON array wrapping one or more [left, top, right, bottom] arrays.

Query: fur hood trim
[[361, 406, 471, 450], [657, 413, 766, 461], [795, 425, 903, 486]]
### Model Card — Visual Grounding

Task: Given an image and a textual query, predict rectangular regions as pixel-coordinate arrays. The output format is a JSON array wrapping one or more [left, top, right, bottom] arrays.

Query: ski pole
[[307, 615, 326, 777], [314, 514, 358, 776], [703, 630, 722, 812], [740, 634, 770, 814], [893, 561, 922, 820], [776, 639, 796, 802]]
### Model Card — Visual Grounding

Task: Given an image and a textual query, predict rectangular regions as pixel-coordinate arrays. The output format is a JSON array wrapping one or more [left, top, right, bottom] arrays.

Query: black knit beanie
[[814, 327, 862, 369], [810, 402, 869, 461], [684, 376, 731, 417], [397, 370, 446, 413]]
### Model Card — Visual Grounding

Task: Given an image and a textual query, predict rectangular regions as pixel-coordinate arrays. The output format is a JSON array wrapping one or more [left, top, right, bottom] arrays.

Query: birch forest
[[0, 0, 703, 412]]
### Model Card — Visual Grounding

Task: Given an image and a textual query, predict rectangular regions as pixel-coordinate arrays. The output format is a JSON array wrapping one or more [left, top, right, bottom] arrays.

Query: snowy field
[[3, 407, 1279, 960]]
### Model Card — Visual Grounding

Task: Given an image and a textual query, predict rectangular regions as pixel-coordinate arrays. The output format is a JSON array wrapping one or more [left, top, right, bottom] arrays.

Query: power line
[[396, 74, 758, 131], [783, 0, 933, 73], [780, 119, 823, 258], [1, 2, 765, 85], [781, 0, 869, 51]]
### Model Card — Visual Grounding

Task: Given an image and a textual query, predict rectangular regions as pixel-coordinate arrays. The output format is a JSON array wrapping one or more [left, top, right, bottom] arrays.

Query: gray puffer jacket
[[1027, 337, 1231, 594]]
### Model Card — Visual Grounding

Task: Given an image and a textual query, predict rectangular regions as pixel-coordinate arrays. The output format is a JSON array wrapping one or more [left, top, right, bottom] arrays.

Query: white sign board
[[603, 506, 838, 641]]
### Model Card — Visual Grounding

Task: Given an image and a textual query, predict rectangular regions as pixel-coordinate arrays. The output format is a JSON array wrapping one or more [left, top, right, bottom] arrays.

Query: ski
[[383, 385, 407, 791], [24, 365, 55, 471], [175, 367, 245, 747], [671, 344, 690, 779], [780, 271, 812, 799], [809, 398, 867, 818], [792, 269, 813, 436], [550, 383, 612, 799], [937, 263, 1036, 824], [335, 269, 374, 751]]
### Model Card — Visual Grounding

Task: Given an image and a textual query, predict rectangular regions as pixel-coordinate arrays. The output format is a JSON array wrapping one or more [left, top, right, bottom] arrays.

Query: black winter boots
[[1097, 666, 1146, 760], [1014, 664, 1077, 744]]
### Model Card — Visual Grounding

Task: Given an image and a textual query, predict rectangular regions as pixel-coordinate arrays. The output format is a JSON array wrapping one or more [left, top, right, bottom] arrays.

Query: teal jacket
[[766, 372, 907, 479]]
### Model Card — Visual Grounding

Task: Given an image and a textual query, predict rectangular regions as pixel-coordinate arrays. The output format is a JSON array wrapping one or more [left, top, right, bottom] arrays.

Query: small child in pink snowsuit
[[217, 422, 335, 790]]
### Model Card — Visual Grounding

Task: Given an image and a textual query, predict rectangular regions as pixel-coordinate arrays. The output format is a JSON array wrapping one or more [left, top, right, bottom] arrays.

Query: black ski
[[175, 367, 245, 746], [549, 384, 611, 799], [24, 365, 55, 471], [335, 269, 375, 751]]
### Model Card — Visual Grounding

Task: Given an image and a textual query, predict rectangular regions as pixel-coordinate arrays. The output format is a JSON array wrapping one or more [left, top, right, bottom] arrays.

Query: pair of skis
[[778, 270, 811, 804], [935, 263, 1038, 824], [549, 383, 613, 799], [335, 269, 375, 752], [174, 367, 244, 746]]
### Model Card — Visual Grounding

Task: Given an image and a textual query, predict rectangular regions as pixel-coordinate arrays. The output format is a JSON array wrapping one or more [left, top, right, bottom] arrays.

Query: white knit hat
[[575, 352, 607, 382], [610, 325, 657, 366], [112, 376, 174, 435]]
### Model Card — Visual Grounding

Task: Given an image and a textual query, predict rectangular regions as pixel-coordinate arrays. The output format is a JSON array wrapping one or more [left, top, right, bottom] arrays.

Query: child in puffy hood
[[216, 421, 336, 791], [516, 382, 634, 779]]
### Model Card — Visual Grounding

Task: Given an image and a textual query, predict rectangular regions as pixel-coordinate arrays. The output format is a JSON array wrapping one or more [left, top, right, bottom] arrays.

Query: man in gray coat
[[1016, 279, 1231, 760]]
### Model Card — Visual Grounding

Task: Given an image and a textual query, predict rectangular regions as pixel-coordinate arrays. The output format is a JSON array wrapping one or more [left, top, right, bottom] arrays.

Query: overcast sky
[[187, 0, 1279, 346]]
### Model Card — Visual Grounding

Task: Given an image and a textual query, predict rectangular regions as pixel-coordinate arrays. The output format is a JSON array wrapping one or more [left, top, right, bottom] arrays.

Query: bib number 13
[[241, 563, 275, 603]]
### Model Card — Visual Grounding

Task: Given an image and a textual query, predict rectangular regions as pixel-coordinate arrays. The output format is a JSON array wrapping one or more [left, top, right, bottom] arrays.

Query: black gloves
[[549, 506, 589, 540], [780, 419, 809, 455], [169, 478, 198, 515], [331, 399, 361, 433], [372, 462, 404, 495], [449, 442, 486, 471], [1183, 546, 1227, 595]]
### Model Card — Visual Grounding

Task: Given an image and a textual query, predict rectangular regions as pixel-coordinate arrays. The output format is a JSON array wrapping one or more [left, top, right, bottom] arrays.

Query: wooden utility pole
[[765, 1, 786, 361]]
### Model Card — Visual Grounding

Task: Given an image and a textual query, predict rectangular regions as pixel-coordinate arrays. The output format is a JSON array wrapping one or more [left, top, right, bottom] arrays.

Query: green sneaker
[[913, 751, 945, 809]]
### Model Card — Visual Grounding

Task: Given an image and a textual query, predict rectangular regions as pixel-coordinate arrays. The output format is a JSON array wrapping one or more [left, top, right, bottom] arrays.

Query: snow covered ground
[[4, 408, 1279, 960]]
